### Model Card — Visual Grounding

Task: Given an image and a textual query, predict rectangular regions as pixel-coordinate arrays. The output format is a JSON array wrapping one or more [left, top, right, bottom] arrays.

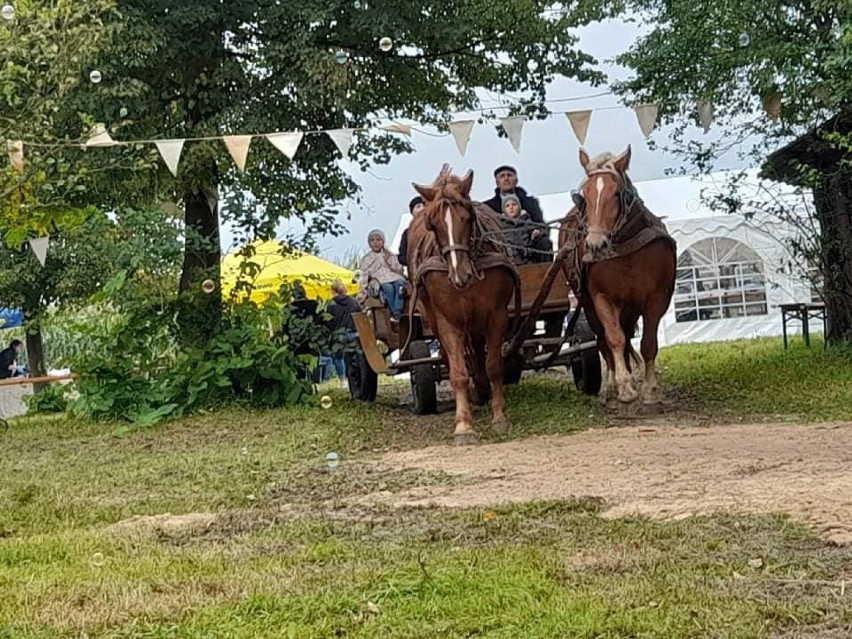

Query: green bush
[[68, 297, 323, 432], [23, 383, 70, 415]]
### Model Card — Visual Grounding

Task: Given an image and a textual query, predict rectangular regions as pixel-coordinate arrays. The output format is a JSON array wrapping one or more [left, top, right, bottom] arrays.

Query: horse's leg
[[438, 320, 477, 445], [599, 340, 617, 402], [471, 333, 491, 406], [592, 297, 638, 404], [640, 312, 663, 405], [486, 309, 510, 434]]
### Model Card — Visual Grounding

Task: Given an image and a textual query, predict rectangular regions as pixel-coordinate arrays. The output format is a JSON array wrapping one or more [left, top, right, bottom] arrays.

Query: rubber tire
[[408, 341, 438, 415], [346, 350, 378, 402], [570, 312, 602, 396], [503, 354, 524, 386], [571, 349, 603, 396]]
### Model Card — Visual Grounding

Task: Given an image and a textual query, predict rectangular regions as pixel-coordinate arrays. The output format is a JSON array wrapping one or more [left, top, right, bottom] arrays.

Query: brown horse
[[558, 146, 676, 405], [407, 168, 518, 444]]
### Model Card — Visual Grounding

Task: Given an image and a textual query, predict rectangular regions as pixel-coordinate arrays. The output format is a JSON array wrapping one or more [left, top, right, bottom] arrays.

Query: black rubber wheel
[[503, 354, 524, 385], [346, 350, 378, 402], [569, 311, 602, 396], [407, 341, 438, 414], [571, 349, 603, 396]]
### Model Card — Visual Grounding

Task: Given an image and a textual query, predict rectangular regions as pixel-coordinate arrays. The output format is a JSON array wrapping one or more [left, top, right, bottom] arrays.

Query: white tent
[[539, 169, 816, 346]]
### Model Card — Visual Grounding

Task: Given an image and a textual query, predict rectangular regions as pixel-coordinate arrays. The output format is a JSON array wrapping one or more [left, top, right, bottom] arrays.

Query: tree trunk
[[813, 171, 852, 345], [177, 162, 222, 346], [25, 324, 48, 394]]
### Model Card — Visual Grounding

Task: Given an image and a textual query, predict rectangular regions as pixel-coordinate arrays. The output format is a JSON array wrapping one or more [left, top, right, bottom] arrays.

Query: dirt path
[[369, 421, 852, 545]]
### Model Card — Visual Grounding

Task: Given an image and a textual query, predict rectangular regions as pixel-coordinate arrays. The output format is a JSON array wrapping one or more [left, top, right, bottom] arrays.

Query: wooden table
[[778, 302, 826, 349]]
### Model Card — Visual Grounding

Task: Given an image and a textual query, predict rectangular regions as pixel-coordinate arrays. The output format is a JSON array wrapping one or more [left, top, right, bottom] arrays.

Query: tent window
[[674, 237, 767, 323]]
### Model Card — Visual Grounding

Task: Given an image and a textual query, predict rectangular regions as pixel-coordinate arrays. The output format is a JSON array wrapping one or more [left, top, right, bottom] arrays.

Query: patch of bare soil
[[106, 512, 217, 534], [367, 421, 852, 545]]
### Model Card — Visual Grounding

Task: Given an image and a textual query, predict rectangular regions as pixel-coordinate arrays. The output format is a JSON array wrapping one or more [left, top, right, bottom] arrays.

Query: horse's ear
[[579, 148, 592, 173], [412, 183, 438, 202], [458, 170, 474, 197], [613, 145, 632, 174]]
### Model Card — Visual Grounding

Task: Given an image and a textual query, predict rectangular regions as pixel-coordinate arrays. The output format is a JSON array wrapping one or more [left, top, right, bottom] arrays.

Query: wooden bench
[[0, 374, 77, 421], [778, 302, 826, 349]]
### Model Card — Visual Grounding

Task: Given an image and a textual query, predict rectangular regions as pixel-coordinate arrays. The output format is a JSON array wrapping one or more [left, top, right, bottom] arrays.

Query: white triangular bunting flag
[[30, 237, 49, 267], [633, 103, 659, 139], [223, 135, 252, 172], [84, 123, 117, 147], [500, 116, 525, 153], [566, 111, 592, 145], [155, 139, 185, 176], [265, 132, 303, 160], [381, 123, 412, 136], [327, 129, 354, 157], [697, 101, 714, 133], [448, 120, 475, 156], [7, 140, 23, 172]]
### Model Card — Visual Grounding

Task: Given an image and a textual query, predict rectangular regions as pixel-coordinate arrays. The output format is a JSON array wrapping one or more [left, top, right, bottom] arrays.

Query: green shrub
[[23, 383, 70, 415], [68, 297, 323, 433]]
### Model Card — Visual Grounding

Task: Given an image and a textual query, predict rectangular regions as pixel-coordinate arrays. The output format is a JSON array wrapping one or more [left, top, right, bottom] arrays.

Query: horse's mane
[[587, 152, 617, 170]]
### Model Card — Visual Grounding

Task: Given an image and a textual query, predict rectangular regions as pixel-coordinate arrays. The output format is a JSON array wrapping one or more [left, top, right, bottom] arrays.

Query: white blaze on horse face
[[445, 204, 460, 273], [586, 176, 608, 250]]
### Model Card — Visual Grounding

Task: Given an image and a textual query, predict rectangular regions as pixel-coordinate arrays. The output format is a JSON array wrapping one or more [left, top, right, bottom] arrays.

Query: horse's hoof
[[617, 388, 639, 404], [491, 417, 510, 435], [454, 430, 480, 446]]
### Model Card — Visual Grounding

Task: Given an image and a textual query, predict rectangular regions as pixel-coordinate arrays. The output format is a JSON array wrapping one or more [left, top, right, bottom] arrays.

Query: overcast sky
[[222, 18, 752, 265]]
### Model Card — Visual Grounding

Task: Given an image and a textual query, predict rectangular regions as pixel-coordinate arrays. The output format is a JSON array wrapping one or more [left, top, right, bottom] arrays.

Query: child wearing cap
[[500, 194, 553, 265], [358, 229, 407, 318]]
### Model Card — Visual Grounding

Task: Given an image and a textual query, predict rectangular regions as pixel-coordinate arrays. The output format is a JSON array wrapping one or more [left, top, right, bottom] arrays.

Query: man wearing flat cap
[[397, 195, 425, 270], [483, 165, 545, 224]]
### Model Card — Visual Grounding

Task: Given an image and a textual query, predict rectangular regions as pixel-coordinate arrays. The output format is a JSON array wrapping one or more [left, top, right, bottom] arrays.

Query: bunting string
[[7, 94, 787, 176]]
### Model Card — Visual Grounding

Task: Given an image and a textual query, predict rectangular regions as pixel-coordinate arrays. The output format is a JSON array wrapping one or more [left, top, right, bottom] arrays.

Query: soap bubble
[[326, 451, 341, 469], [1, 4, 15, 20], [89, 69, 102, 84], [320, 395, 333, 409], [738, 33, 750, 47], [91, 552, 105, 567], [334, 50, 349, 65], [378, 37, 393, 52], [201, 279, 216, 294]]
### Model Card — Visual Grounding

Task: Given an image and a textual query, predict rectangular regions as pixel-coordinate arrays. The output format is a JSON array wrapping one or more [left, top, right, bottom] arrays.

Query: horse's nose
[[585, 231, 611, 253], [451, 271, 470, 287]]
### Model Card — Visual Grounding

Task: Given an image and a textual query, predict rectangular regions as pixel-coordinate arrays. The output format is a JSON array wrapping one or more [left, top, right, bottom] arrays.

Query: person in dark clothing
[[499, 194, 553, 265], [325, 279, 360, 386], [0, 339, 23, 379], [284, 283, 331, 382], [397, 196, 425, 270], [483, 165, 545, 224]]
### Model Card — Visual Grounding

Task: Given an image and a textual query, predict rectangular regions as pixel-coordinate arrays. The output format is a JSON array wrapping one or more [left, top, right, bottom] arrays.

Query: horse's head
[[576, 145, 633, 258], [412, 168, 476, 287]]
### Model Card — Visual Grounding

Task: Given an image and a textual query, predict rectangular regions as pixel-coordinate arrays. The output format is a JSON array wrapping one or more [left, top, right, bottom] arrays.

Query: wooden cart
[[345, 262, 602, 414]]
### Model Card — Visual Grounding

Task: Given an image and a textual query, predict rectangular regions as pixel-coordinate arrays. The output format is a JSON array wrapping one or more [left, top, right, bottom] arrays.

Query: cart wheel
[[503, 354, 524, 385], [407, 341, 437, 414], [346, 350, 378, 402], [570, 312, 602, 396], [571, 349, 602, 396]]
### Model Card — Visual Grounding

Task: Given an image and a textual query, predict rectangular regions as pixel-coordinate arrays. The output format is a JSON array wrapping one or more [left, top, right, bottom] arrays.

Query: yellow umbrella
[[221, 240, 359, 304]]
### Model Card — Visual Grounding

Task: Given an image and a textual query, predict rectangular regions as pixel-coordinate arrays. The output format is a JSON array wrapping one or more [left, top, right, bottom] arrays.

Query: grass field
[[1, 338, 850, 638]]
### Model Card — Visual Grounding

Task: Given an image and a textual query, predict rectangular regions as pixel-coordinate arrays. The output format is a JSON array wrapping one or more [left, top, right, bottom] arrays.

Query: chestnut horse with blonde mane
[[558, 146, 676, 405], [407, 168, 518, 444]]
